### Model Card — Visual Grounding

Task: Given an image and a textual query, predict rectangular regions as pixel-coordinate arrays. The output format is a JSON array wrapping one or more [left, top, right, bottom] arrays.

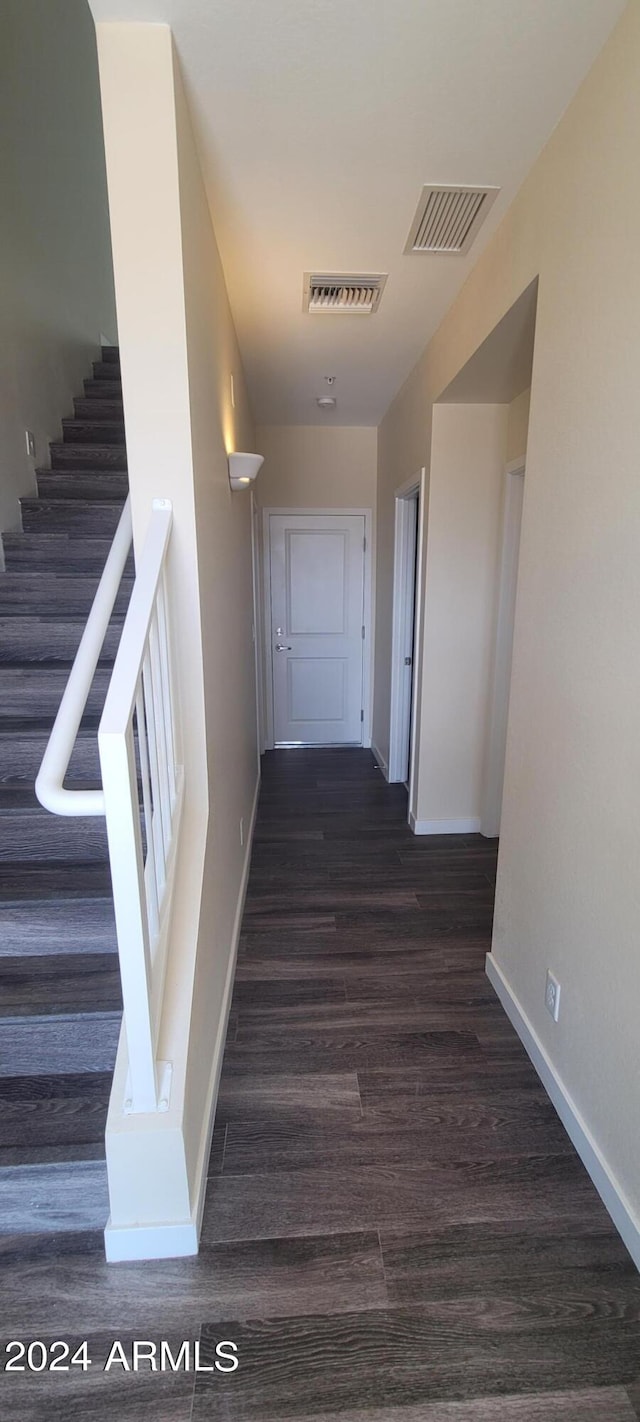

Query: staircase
[[0, 347, 129, 1235]]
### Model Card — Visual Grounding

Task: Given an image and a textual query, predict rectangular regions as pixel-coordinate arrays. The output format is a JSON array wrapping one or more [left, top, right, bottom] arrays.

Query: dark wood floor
[[1, 749, 639, 1420]]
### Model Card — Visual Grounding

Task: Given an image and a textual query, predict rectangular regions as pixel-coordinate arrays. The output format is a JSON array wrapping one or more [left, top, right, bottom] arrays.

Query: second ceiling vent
[[405, 185, 499, 255], [303, 273, 387, 314]]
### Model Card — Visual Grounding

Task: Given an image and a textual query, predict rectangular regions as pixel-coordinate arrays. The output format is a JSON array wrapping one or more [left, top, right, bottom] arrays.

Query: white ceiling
[[89, 0, 626, 426]]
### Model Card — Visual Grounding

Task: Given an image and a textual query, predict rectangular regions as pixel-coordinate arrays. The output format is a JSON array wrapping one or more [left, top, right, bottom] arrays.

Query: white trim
[[409, 813, 481, 835], [105, 1218, 198, 1263], [371, 742, 389, 780], [190, 768, 261, 1242], [262, 508, 373, 750], [251, 493, 266, 756], [480, 460, 525, 837], [407, 469, 427, 824], [485, 953, 640, 1271], [103, 768, 261, 1263], [388, 478, 421, 785]]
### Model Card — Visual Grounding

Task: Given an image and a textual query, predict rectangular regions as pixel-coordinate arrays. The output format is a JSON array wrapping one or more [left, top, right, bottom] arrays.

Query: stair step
[[0, 575, 132, 618], [0, 617, 122, 665], [0, 723, 101, 785], [0, 665, 110, 720], [2, 532, 134, 575], [0, 1142, 106, 1168], [62, 418, 126, 445], [49, 442, 127, 470], [20, 499, 124, 535], [0, 900, 117, 956], [93, 360, 121, 380], [0, 861, 112, 903], [73, 398, 124, 421], [0, 1011, 120, 1076], [35, 472, 129, 501], [101, 345, 120, 363], [83, 378, 122, 399], [0, 953, 121, 1015], [0, 1157, 110, 1234], [0, 809, 110, 864]]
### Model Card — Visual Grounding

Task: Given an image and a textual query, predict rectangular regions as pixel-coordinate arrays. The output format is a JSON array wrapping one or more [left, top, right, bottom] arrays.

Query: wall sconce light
[[228, 451, 264, 491]]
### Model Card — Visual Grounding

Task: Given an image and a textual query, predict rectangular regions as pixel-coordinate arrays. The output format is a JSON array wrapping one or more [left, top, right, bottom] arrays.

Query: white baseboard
[[190, 770, 261, 1245], [105, 1218, 198, 1263], [371, 743, 389, 780], [409, 812, 481, 835], [485, 952, 640, 1271]]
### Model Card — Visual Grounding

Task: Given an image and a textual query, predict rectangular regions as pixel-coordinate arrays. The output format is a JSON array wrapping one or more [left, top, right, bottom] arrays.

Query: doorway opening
[[388, 474, 424, 791]]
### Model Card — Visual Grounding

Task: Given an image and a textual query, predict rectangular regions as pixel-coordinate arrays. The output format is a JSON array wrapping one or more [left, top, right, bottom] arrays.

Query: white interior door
[[268, 513, 365, 746]]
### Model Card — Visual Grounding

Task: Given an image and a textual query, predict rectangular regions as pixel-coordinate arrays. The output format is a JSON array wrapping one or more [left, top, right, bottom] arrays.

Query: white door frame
[[262, 507, 373, 752], [250, 493, 266, 758], [388, 473, 425, 797], [481, 458, 525, 837]]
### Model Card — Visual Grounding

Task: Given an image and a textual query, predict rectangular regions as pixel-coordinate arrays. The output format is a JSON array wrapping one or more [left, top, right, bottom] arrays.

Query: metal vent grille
[[303, 273, 387, 314], [405, 185, 499, 255]]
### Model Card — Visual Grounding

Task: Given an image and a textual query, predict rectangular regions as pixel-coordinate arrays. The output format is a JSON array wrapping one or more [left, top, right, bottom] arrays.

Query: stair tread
[[48, 443, 127, 472], [35, 474, 129, 502], [73, 399, 124, 419], [83, 379, 122, 397], [62, 419, 126, 443], [0, 953, 122, 1016], [0, 900, 117, 956], [0, 860, 112, 903], [0, 1142, 106, 1168], [20, 499, 125, 534], [0, 1157, 109, 1235]]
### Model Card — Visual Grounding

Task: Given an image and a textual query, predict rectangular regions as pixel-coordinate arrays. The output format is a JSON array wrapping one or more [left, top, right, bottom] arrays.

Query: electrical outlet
[[25, 430, 36, 459], [239, 817, 244, 848], [545, 970, 561, 1022]]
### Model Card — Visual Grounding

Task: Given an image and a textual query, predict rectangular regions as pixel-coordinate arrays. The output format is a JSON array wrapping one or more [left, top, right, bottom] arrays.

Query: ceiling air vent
[[405, 185, 499, 255], [303, 273, 387, 315]]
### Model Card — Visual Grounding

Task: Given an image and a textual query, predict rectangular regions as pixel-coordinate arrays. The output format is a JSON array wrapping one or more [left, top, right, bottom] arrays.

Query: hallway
[[1, 750, 639, 1419]]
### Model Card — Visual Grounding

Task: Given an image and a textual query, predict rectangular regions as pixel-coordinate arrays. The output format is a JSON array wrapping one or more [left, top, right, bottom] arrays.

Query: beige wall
[[412, 404, 508, 829], [95, 23, 258, 1240], [506, 388, 531, 463], [256, 424, 376, 508], [0, 0, 116, 539], [375, 2, 640, 1242]]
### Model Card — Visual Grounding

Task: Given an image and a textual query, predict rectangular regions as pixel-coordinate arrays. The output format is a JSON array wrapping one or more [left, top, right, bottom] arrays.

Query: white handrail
[[35, 497, 133, 817]]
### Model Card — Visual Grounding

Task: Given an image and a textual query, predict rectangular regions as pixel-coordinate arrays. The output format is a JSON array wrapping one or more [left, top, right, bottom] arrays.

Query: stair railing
[[35, 496, 133, 816], [36, 497, 184, 1114]]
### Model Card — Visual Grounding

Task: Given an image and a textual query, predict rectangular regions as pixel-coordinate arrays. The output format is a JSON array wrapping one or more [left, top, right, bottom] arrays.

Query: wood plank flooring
[[1, 748, 639, 1420]]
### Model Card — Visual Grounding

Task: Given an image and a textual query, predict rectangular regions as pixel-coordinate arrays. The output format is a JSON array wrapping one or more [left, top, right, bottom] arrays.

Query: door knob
[[276, 643, 292, 651]]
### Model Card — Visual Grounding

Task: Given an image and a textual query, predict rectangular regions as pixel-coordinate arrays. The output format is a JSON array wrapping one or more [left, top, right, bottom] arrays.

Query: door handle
[[275, 643, 292, 651], [404, 656, 412, 666]]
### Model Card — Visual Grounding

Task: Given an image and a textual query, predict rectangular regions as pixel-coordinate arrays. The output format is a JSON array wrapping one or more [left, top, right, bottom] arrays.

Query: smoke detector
[[405, 185, 499, 255], [303, 273, 387, 314]]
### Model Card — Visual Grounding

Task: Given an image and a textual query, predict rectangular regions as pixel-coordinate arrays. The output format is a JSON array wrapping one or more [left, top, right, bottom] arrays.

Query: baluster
[[148, 606, 173, 859], [142, 645, 166, 900], [135, 679, 159, 945], [156, 567, 177, 808]]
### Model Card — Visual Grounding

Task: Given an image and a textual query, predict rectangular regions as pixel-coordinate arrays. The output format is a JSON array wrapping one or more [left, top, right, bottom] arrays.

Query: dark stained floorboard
[[1, 748, 638, 1420]]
